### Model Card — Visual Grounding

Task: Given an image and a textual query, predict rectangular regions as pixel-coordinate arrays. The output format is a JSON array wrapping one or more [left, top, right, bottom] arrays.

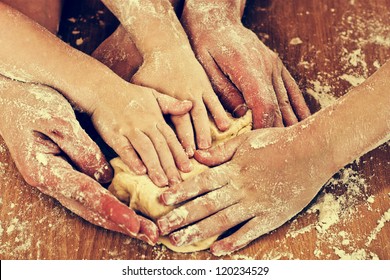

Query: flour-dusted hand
[[131, 49, 231, 152], [182, 0, 311, 128], [157, 128, 327, 255], [0, 77, 159, 244], [157, 61, 390, 255], [100, 0, 231, 154], [91, 81, 193, 187]]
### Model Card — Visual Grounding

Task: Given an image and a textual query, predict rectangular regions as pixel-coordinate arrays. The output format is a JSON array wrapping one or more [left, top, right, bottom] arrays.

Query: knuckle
[[216, 212, 231, 227]]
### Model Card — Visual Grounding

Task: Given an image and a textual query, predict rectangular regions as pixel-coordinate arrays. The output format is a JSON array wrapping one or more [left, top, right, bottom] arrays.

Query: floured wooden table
[[0, 0, 389, 259]]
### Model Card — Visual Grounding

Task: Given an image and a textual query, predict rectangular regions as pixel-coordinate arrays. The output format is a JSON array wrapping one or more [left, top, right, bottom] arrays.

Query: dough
[[109, 111, 252, 252]]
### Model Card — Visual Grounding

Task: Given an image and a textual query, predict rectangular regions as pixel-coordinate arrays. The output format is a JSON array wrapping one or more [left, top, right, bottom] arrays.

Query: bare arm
[[157, 61, 390, 255]]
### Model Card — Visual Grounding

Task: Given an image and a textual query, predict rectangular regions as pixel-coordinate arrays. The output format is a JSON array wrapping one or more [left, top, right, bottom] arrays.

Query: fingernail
[[185, 146, 194, 157], [157, 218, 169, 235], [183, 100, 192, 107], [182, 160, 192, 173], [138, 233, 156, 246], [160, 191, 176, 205], [169, 177, 181, 186], [232, 104, 248, 118], [94, 162, 113, 183], [170, 232, 184, 247], [195, 149, 209, 158], [199, 139, 211, 150], [210, 242, 230, 257], [156, 173, 168, 186]]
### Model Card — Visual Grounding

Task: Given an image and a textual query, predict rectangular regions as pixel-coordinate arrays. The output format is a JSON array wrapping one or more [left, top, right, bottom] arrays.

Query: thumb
[[153, 91, 192, 115], [194, 133, 248, 166]]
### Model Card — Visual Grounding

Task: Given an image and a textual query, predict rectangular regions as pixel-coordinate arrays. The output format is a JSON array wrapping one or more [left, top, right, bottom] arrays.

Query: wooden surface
[[0, 0, 389, 260]]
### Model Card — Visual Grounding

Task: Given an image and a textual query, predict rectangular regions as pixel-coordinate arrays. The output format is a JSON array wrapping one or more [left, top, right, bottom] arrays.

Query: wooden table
[[0, 0, 389, 260]]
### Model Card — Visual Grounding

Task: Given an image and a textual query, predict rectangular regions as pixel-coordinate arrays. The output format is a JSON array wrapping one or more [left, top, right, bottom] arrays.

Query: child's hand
[[91, 81, 193, 186], [131, 48, 231, 153], [0, 77, 158, 244]]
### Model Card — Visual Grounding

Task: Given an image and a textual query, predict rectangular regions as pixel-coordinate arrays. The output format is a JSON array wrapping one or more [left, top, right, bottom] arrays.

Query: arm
[[0, 2, 192, 187], [100, 0, 231, 151], [181, 0, 311, 127], [157, 61, 390, 255]]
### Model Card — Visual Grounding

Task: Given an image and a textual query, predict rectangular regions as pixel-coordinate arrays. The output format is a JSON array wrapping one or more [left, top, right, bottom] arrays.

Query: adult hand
[[157, 125, 331, 255], [182, 1, 311, 128], [0, 77, 158, 244]]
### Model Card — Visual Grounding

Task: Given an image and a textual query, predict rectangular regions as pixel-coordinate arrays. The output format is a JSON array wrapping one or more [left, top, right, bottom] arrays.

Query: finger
[[130, 129, 168, 187], [191, 101, 212, 150], [200, 52, 247, 117], [153, 91, 192, 115], [282, 66, 311, 120], [27, 155, 141, 237], [168, 203, 254, 247], [111, 135, 147, 175], [203, 90, 231, 132], [136, 216, 159, 245], [158, 184, 240, 235], [272, 60, 298, 126], [213, 53, 277, 129], [194, 133, 247, 166], [158, 122, 192, 173], [145, 126, 182, 186], [41, 118, 113, 183], [159, 164, 231, 206], [171, 114, 196, 158], [210, 212, 285, 256]]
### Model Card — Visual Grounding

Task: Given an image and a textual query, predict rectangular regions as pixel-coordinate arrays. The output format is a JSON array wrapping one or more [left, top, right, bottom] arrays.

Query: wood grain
[[0, 0, 389, 260]]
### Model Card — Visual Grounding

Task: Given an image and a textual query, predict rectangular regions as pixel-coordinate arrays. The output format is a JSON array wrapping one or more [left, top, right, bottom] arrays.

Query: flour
[[289, 37, 303, 45], [333, 248, 379, 260], [339, 74, 365, 87], [306, 79, 337, 108], [365, 208, 390, 246]]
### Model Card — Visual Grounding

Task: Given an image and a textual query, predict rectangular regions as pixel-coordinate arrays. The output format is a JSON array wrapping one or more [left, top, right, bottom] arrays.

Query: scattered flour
[[289, 37, 303, 45], [365, 208, 390, 246]]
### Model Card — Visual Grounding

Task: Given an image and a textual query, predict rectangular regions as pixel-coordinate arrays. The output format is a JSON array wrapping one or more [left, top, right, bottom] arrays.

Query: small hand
[[182, 6, 311, 128], [91, 81, 193, 186], [131, 48, 231, 154], [157, 126, 328, 255], [0, 77, 158, 244]]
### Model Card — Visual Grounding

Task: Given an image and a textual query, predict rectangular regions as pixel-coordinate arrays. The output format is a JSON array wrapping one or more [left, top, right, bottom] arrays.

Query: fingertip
[[159, 191, 176, 206], [185, 145, 195, 158], [151, 172, 168, 187], [232, 104, 248, 118], [210, 241, 231, 256], [193, 149, 213, 165], [138, 217, 159, 245], [216, 116, 231, 132], [182, 159, 193, 173], [94, 162, 114, 184], [197, 137, 212, 150]]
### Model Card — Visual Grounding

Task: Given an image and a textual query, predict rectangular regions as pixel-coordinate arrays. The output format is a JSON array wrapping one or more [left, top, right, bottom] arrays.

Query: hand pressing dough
[[109, 111, 252, 252]]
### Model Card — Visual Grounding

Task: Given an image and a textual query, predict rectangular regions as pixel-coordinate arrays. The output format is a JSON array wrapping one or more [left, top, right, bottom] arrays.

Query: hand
[[131, 48, 231, 154], [157, 126, 331, 255], [182, 3, 311, 128], [0, 77, 158, 244], [91, 81, 193, 186]]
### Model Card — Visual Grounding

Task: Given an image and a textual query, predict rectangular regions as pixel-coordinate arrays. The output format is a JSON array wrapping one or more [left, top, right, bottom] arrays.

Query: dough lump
[[109, 112, 252, 252]]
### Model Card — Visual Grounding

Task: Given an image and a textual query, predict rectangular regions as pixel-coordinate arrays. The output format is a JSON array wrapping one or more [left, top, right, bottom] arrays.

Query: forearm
[[182, 0, 246, 27], [101, 0, 191, 54], [0, 3, 124, 114], [301, 61, 390, 177]]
